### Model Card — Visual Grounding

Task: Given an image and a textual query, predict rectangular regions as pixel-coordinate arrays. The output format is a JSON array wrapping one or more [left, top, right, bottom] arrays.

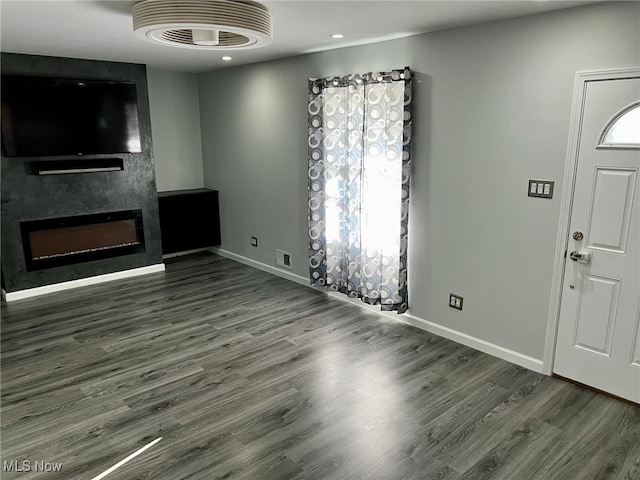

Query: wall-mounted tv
[[1, 75, 142, 158]]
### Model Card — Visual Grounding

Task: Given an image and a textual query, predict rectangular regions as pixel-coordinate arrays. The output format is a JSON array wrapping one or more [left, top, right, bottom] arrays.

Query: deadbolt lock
[[573, 231, 584, 241]]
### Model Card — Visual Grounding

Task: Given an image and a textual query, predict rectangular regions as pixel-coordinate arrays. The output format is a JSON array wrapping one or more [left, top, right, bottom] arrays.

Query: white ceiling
[[1, 0, 598, 73]]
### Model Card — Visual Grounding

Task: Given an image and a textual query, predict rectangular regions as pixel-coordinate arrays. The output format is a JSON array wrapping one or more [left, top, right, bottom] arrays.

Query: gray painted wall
[[147, 68, 204, 192], [1, 54, 162, 292], [198, 2, 640, 360]]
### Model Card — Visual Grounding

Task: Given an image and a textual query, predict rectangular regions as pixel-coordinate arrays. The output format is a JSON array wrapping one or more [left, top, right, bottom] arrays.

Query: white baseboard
[[209, 248, 309, 286], [318, 289, 543, 373], [208, 248, 544, 373], [162, 248, 210, 260], [399, 313, 544, 373], [3, 264, 166, 302]]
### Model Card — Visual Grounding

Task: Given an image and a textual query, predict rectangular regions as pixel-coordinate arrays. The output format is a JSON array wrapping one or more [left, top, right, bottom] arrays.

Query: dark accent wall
[[1, 53, 162, 292]]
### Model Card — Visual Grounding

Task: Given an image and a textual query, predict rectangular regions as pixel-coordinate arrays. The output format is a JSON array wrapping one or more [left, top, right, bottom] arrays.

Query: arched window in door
[[598, 102, 640, 149]]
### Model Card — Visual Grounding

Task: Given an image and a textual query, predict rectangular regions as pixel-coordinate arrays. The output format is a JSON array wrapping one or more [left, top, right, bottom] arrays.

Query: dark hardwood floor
[[1, 253, 638, 480]]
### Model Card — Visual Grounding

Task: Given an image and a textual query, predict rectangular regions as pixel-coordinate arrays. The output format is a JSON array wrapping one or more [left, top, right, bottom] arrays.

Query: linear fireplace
[[20, 210, 145, 271]]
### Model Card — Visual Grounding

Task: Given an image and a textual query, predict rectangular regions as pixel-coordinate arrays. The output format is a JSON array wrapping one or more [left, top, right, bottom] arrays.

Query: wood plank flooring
[[1, 252, 638, 480]]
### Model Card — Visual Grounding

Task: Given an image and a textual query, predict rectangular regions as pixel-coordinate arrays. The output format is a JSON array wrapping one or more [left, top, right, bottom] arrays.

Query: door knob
[[569, 250, 591, 264]]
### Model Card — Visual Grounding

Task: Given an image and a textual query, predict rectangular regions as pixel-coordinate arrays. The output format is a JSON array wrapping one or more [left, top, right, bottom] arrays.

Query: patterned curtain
[[307, 68, 413, 313]]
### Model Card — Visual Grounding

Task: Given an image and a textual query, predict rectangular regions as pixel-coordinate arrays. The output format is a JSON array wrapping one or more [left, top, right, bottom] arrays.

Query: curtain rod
[[309, 66, 411, 89]]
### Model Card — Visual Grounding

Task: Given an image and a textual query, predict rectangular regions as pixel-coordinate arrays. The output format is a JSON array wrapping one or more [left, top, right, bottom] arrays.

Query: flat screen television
[[1, 75, 142, 157]]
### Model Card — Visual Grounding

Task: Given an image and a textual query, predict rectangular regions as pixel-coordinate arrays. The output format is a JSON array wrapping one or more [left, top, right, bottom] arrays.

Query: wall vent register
[[276, 249, 292, 269]]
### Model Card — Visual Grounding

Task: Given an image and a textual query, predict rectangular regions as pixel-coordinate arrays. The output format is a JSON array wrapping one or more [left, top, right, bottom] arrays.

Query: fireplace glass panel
[[21, 210, 145, 271], [29, 220, 139, 259]]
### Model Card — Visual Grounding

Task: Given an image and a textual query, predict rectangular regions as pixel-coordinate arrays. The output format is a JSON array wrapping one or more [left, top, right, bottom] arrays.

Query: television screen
[[1, 75, 142, 157]]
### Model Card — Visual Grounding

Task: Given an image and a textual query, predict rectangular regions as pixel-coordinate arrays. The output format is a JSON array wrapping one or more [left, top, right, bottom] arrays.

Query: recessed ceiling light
[[330, 34, 345, 39], [222, 56, 232, 61]]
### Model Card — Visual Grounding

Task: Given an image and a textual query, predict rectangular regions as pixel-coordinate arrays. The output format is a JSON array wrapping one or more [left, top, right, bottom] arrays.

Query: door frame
[[542, 66, 640, 375]]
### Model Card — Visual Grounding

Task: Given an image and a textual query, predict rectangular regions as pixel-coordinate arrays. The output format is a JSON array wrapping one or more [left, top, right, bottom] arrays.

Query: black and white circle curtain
[[308, 67, 412, 313]]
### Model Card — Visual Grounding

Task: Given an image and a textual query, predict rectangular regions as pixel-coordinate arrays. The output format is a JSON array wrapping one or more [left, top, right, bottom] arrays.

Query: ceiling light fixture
[[132, 0, 273, 50], [222, 56, 232, 61], [330, 34, 345, 39]]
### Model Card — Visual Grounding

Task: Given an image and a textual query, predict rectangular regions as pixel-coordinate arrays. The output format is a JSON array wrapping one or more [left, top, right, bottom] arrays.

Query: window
[[307, 69, 413, 313], [598, 103, 640, 149]]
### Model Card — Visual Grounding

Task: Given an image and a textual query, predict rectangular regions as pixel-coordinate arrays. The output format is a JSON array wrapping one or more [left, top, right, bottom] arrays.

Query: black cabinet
[[157, 189, 221, 255]]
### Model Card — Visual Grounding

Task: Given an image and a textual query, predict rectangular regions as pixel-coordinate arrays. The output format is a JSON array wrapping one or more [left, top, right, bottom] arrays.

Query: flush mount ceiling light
[[132, 0, 273, 50]]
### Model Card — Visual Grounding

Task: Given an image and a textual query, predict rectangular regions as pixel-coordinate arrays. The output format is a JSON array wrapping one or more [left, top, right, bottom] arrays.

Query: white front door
[[554, 76, 640, 403]]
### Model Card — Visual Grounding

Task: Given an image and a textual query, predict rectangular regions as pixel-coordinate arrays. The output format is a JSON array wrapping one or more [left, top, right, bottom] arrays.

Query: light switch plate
[[528, 180, 554, 199]]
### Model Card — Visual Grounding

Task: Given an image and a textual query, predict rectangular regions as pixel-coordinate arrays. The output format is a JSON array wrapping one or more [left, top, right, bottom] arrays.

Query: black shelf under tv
[[157, 188, 221, 255]]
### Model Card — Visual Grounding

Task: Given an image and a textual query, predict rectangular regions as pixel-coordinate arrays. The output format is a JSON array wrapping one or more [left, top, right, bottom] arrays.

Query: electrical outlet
[[251, 236, 258, 247], [449, 293, 463, 311]]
